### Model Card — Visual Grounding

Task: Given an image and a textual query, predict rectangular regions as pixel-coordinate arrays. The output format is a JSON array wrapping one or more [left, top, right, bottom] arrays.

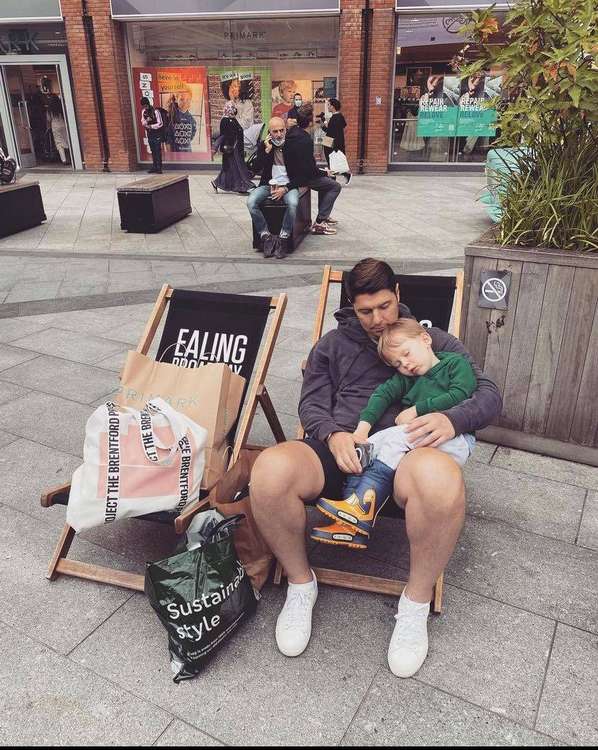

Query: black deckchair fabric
[[340, 274, 456, 332], [156, 289, 272, 406]]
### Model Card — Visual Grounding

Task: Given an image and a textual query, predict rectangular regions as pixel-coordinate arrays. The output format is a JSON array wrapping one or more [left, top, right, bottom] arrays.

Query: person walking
[[140, 96, 163, 174], [322, 98, 346, 167], [48, 95, 69, 165], [211, 101, 255, 194]]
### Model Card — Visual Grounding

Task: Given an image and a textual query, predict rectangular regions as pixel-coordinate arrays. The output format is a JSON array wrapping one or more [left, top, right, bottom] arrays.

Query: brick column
[[364, 0, 395, 174], [338, 0, 366, 172], [62, 0, 137, 171], [339, 0, 396, 174]]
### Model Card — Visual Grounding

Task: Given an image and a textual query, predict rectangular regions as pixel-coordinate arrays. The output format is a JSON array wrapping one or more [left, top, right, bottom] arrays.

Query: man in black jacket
[[249, 258, 503, 677], [246, 116, 300, 259], [285, 103, 341, 235]]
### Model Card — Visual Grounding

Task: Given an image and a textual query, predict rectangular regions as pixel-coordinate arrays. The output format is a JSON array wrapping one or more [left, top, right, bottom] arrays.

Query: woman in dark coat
[[211, 101, 255, 194], [322, 98, 347, 167]]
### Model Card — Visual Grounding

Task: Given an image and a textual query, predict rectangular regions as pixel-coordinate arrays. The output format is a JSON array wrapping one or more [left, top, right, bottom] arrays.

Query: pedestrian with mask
[[246, 116, 300, 259], [140, 96, 163, 174], [322, 98, 347, 168], [286, 93, 304, 126]]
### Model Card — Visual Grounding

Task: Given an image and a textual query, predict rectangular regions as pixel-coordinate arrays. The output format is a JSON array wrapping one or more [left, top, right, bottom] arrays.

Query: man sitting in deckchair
[[250, 258, 502, 678]]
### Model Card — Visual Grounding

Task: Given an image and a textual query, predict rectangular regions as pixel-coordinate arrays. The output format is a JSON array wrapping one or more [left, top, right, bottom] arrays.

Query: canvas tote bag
[[117, 353, 245, 490], [67, 398, 208, 532]]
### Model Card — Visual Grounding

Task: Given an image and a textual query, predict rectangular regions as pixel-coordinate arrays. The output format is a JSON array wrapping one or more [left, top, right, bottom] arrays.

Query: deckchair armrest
[[41, 482, 71, 507]]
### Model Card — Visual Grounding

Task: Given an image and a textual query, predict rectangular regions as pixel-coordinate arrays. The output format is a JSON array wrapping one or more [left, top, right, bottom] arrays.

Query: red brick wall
[[62, 0, 137, 171], [339, 0, 396, 174]]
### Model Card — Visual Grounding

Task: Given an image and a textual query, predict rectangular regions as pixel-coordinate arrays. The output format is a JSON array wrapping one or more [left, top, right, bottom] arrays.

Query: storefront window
[[390, 13, 505, 165], [126, 17, 339, 165]]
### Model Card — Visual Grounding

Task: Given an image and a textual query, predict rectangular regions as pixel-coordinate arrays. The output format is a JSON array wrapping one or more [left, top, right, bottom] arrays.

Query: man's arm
[[298, 335, 342, 443], [428, 328, 503, 434]]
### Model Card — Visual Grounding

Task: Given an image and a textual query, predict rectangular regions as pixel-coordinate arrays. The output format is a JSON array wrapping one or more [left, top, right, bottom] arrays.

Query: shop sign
[[111, 1, 341, 20], [0, 29, 41, 54], [0, 0, 62, 22]]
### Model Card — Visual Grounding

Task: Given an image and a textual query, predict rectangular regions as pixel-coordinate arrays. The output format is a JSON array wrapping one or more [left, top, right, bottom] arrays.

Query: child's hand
[[396, 406, 417, 425], [353, 429, 369, 444]]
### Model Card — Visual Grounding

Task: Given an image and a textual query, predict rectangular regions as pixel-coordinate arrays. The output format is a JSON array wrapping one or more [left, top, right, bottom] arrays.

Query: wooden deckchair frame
[[274, 266, 464, 614], [41, 284, 287, 592]]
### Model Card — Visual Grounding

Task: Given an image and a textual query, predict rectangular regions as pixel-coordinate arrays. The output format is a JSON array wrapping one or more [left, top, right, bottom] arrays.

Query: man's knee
[[394, 448, 465, 515], [285, 189, 299, 208]]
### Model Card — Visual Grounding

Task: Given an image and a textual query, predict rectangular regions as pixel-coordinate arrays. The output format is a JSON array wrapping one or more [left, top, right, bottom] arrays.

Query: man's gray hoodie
[[299, 304, 502, 442]]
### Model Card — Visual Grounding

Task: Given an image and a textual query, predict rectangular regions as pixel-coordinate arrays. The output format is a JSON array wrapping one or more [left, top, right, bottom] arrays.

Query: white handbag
[[329, 149, 351, 175], [67, 398, 208, 532]]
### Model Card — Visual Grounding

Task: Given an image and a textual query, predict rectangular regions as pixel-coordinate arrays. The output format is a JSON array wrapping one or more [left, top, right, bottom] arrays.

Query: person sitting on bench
[[285, 103, 341, 236], [247, 116, 299, 260]]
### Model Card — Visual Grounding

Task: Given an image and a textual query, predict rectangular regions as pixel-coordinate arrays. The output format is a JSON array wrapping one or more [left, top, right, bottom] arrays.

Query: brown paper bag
[[117, 352, 245, 490], [206, 449, 273, 591]]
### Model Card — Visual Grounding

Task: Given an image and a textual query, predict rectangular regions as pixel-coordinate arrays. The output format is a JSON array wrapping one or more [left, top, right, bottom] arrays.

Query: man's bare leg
[[250, 441, 325, 583], [387, 447, 465, 678], [394, 447, 466, 601]]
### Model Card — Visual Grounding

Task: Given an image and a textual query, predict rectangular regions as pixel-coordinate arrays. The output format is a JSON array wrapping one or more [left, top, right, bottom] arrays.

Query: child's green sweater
[[359, 351, 477, 426]]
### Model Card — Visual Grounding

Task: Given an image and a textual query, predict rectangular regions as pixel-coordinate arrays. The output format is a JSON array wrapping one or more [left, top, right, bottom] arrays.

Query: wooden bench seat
[[0, 182, 46, 238], [117, 174, 191, 233]]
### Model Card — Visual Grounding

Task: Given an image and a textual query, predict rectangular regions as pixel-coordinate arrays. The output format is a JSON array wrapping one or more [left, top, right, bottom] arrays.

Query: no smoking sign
[[478, 270, 511, 310]]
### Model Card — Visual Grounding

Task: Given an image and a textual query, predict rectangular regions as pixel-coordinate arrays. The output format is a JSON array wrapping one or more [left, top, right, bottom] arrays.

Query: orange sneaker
[[310, 521, 369, 549], [316, 489, 378, 536]]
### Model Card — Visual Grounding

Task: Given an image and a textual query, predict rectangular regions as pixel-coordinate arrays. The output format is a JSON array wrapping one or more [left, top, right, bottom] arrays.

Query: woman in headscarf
[[211, 101, 255, 194]]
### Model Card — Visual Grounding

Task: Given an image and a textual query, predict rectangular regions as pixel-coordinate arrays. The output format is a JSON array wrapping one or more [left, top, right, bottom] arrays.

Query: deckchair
[[274, 266, 464, 613], [41, 285, 287, 592]]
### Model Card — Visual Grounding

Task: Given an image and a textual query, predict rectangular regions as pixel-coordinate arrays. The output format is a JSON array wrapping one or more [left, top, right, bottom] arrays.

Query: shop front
[[111, 1, 340, 167], [390, 1, 508, 168], [0, 1, 83, 170]]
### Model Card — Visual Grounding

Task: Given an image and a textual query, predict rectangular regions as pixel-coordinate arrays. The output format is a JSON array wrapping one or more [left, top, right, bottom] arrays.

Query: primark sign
[[0, 0, 62, 23], [110, 1, 340, 19]]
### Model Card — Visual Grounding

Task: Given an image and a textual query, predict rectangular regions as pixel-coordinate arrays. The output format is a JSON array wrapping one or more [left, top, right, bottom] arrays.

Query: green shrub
[[460, 0, 598, 251]]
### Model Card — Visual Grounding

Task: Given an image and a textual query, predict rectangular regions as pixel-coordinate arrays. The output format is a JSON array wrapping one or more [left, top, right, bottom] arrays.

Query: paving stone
[[4, 281, 62, 304], [492, 446, 598, 491], [447, 516, 598, 633], [0, 356, 119, 404], [469, 440, 497, 465], [0, 431, 18, 448], [413, 586, 554, 727], [0, 506, 134, 654], [536, 623, 598, 745], [0, 438, 81, 525], [154, 720, 224, 746], [343, 670, 558, 746], [0, 622, 172, 746], [10, 327, 125, 365], [0, 343, 40, 371], [0, 380, 30, 405], [92, 351, 128, 373], [69, 586, 395, 746], [463, 462, 585, 543], [0, 392, 90, 457], [578, 491, 598, 552]]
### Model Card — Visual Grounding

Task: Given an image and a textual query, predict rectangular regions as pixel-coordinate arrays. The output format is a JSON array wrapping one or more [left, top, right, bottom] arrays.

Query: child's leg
[[436, 434, 473, 467], [367, 424, 415, 470]]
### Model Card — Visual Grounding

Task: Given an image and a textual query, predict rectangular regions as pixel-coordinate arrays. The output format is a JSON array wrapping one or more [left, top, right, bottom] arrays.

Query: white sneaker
[[387, 591, 430, 678], [275, 570, 318, 657]]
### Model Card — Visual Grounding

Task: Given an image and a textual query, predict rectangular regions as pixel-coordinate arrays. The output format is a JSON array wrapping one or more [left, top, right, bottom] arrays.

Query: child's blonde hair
[[377, 319, 429, 364]]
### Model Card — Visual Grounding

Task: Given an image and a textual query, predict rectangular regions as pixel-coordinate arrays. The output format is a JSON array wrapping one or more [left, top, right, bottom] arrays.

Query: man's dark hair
[[140, 96, 150, 107], [345, 258, 395, 303], [329, 98, 341, 111], [296, 103, 313, 129]]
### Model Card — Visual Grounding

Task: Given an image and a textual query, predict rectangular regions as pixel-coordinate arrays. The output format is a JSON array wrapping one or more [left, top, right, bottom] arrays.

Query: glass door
[[5, 66, 36, 168]]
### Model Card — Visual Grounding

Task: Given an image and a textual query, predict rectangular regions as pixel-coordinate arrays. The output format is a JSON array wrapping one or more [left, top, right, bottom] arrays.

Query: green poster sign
[[416, 105, 458, 137], [456, 104, 497, 136]]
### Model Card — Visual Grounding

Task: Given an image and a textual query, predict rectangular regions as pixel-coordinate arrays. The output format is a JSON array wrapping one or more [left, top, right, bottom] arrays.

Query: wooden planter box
[[461, 232, 598, 466]]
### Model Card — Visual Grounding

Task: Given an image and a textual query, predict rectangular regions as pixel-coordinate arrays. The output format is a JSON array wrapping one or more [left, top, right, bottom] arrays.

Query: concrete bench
[[251, 186, 311, 252], [0, 182, 46, 238], [117, 174, 191, 233]]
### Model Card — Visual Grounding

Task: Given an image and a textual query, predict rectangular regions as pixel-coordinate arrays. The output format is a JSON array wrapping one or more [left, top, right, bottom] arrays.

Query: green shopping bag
[[145, 511, 259, 682]]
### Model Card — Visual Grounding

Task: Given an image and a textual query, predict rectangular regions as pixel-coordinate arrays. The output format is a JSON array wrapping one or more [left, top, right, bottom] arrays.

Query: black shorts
[[299, 437, 345, 499], [299, 437, 405, 518]]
